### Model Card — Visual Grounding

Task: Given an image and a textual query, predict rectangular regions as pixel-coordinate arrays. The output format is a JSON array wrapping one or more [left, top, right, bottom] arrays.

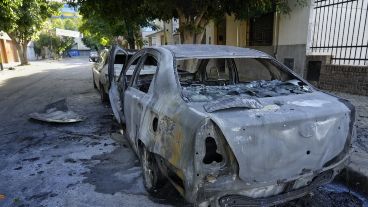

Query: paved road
[[0, 58, 173, 207], [0, 58, 366, 207]]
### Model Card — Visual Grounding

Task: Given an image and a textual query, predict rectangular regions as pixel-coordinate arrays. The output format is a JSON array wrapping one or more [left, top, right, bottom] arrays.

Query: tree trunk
[[20, 43, 29, 65], [12, 39, 29, 65], [177, 10, 208, 44], [181, 28, 206, 44], [182, 30, 194, 44], [195, 31, 205, 44], [127, 38, 135, 49]]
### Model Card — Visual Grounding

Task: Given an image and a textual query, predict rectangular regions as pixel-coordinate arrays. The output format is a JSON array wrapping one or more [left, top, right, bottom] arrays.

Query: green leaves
[[34, 32, 75, 59], [0, 0, 62, 64], [72, 0, 306, 45], [0, 0, 62, 39], [0, 0, 20, 32]]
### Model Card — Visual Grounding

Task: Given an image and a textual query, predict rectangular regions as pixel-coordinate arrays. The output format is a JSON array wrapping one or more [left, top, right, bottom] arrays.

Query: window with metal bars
[[310, 0, 368, 65]]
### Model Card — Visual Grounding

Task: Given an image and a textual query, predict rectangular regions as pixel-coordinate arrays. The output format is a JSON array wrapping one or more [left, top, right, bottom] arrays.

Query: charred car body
[[109, 45, 355, 206], [92, 46, 136, 102]]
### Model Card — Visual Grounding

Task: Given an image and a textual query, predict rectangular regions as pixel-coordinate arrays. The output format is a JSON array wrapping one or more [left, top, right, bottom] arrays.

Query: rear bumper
[[218, 170, 333, 207], [198, 153, 349, 207]]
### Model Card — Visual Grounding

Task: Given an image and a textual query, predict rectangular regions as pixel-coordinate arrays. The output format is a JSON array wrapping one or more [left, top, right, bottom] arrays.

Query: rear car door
[[124, 52, 158, 146], [109, 51, 144, 124]]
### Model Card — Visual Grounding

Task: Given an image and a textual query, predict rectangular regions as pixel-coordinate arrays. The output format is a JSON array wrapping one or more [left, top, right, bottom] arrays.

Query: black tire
[[100, 83, 109, 102], [140, 145, 165, 194]]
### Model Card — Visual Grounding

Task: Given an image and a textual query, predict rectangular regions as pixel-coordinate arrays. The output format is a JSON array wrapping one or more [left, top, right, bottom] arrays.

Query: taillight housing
[[194, 119, 238, 183]]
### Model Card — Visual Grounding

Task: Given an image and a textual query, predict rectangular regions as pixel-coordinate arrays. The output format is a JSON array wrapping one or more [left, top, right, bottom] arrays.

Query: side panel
[[124, 87, 146, 149], [109, 82, 124, 124]]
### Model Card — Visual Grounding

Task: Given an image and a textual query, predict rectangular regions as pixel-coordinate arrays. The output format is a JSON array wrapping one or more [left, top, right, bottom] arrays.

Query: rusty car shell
[[111, 45, 355, 206]]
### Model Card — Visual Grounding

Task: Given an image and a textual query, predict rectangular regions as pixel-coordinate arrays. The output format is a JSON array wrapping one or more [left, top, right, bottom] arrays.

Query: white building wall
[[277, 1, 311, 45], [74, 37, 89, 50], [27, 41, 37, 61], [270, 0, 312, 75]]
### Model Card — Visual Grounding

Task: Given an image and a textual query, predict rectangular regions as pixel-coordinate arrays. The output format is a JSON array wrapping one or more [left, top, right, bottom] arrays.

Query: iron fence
[[310, 0, 368, 65]]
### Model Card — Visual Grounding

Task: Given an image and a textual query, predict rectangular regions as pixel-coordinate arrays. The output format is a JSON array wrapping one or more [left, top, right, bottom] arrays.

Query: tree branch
[[194, 9, 206, 27]]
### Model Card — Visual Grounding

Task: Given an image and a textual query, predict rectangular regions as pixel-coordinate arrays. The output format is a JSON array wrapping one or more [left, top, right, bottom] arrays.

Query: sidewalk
[[2, 61, 20, 70], [331, 91, 368, 195], [0, 56, 82, 71]]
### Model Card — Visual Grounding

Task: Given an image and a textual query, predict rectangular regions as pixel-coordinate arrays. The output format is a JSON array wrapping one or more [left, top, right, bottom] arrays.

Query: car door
[[108, 45, 126, 85], [109, 51, 144, 124], [124, 52, 158, 148], [99, 52, 110, 92], [92, 50, 104, 87], [93, 50, 108, 89]]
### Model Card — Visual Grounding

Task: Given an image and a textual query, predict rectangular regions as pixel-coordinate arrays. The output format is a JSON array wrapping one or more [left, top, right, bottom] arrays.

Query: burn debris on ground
[[182, 79, 312, 102], [29, 99, 85, 123]]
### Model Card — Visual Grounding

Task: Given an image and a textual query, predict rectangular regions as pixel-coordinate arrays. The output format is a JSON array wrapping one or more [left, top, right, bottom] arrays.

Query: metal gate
[[310, 0, 368, 65]]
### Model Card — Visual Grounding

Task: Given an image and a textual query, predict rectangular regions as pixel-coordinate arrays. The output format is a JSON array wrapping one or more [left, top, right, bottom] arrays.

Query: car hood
[[188, 91, 353, 183]]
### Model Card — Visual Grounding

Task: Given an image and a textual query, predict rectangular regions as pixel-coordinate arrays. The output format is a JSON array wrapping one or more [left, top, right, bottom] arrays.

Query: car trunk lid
[[201, 92, 352, 183]]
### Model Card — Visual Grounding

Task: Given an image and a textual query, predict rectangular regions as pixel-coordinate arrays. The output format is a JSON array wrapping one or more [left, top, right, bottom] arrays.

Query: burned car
[[109, 45, 355, 206], [92, 46, 136, 102]]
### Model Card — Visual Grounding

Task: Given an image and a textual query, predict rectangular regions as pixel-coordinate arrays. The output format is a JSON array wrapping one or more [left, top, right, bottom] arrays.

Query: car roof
[[160, 44, 270, 59], [116, 48, 137, 55], [125, 49, 138, 54]]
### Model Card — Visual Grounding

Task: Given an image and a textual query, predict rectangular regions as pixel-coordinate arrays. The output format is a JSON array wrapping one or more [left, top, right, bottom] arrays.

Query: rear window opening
[[177, 58, 312, 102]]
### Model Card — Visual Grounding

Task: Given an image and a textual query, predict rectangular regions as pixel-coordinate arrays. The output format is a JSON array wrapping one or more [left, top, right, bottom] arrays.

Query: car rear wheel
[[99, 83, 108, 102], [140, 145, 165, 193]]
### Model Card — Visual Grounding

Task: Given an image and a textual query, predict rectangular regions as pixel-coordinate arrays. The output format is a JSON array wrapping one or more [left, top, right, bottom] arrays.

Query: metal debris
[[182, 79, 312, 102], [29, 99, 85, 123], [203, 97, 263, 112]]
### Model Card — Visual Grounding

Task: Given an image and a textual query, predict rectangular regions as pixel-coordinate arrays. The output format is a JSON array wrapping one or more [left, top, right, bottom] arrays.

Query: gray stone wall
[[306, 55, 368, 96], [319, 65, 368, 96]]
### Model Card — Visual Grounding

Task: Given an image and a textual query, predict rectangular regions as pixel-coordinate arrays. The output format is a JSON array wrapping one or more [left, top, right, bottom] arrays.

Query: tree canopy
[[71, 0, 305, 46], [0, 0, 62, 65], [70, 0, 155, 49], [143, 0, 306, 43], [34, 18, 78, 59]]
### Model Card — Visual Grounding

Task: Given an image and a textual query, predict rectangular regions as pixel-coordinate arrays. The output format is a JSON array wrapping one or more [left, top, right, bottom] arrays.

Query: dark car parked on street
[[92, 46, 136, 102], [89, 50, 99, 62]]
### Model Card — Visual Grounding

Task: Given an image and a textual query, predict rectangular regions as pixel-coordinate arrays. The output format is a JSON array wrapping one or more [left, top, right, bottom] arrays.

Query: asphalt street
[[0, 57, 366, 207]]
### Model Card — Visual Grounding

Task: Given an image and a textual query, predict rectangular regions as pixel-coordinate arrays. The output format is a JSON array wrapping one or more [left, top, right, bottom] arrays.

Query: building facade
[[0, 32, 19, 65], [202, 2, 311, 77], [144, 0, 367, 95]]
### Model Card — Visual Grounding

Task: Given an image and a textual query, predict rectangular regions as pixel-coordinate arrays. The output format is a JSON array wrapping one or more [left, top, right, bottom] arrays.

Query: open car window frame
[[130, 53, 159, 94]]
